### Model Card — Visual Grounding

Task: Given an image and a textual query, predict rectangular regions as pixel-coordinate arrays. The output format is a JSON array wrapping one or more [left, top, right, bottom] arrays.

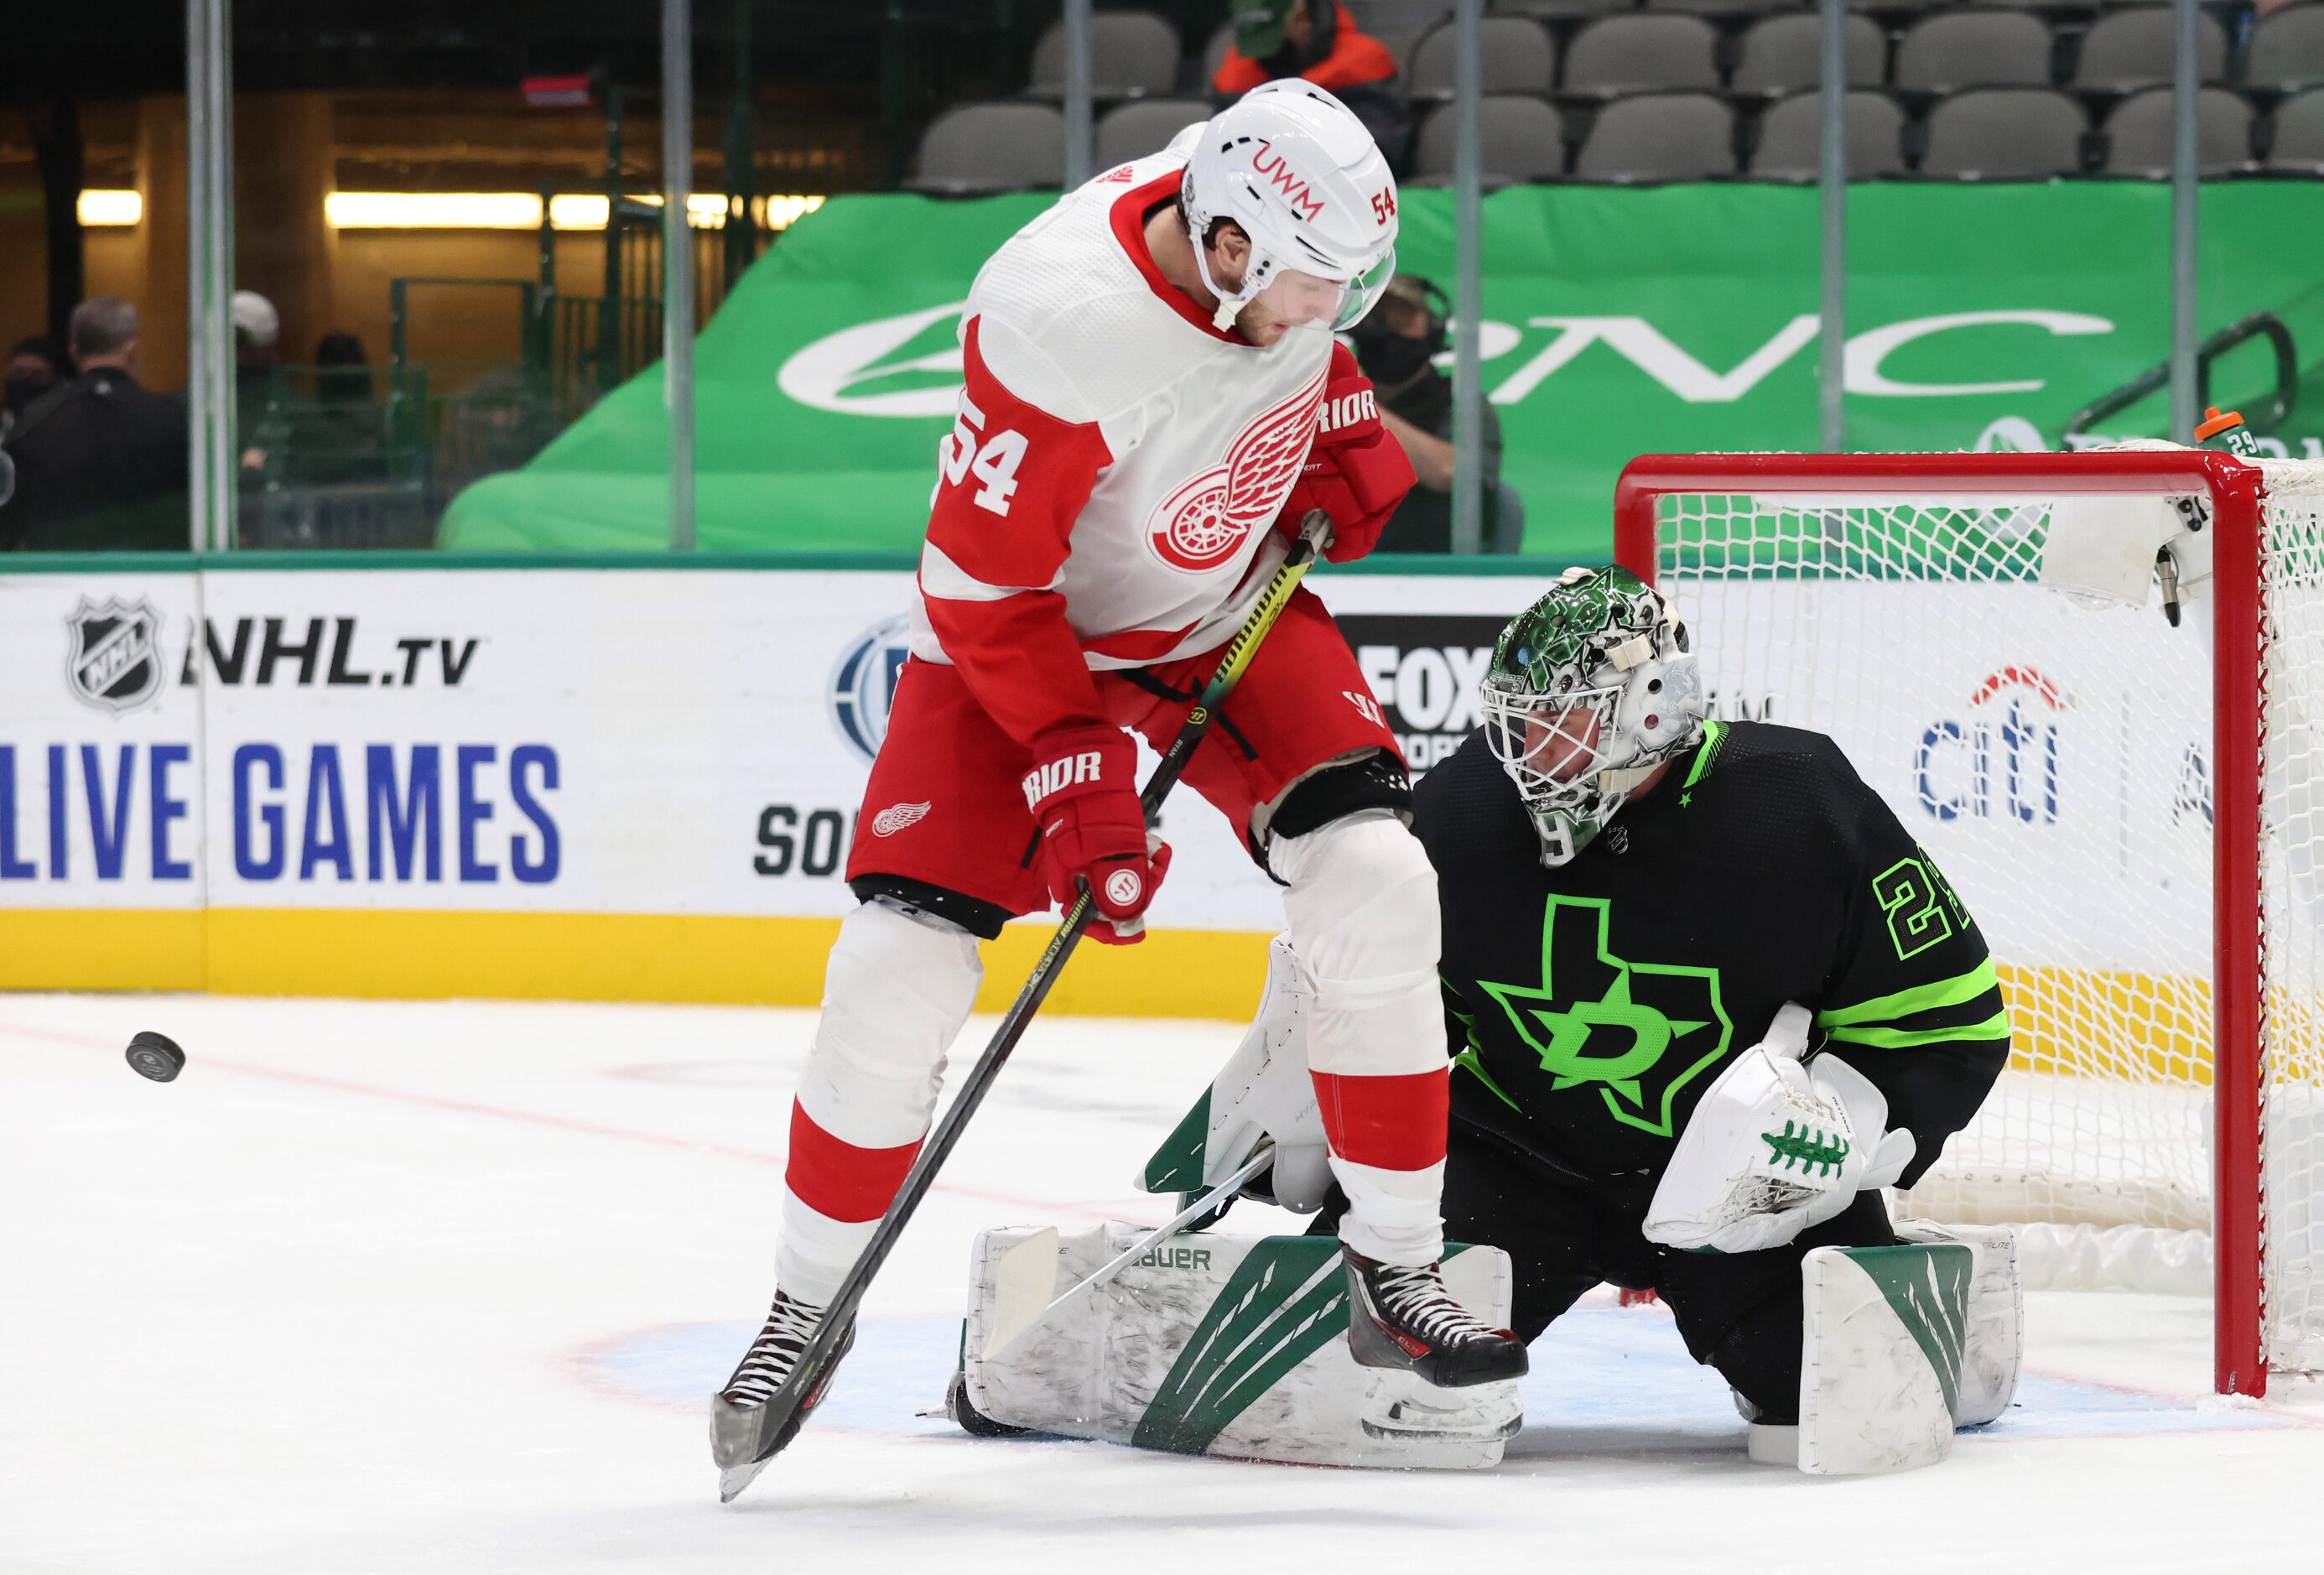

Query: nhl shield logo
[[65, 596, 165, 714]]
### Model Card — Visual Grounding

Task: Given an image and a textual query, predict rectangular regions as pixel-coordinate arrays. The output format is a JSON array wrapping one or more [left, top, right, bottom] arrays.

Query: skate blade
[[1358, 1375, 1522, 1443], [718, 1457, 772, 1504]]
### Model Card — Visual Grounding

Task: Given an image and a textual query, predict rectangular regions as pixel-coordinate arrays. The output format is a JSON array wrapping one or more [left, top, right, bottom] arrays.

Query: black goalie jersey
[[1415, 720, 2010, 1206]]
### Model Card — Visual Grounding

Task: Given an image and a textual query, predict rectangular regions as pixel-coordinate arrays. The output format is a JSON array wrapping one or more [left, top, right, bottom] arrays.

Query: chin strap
[[1188, 237, 1251, 333]]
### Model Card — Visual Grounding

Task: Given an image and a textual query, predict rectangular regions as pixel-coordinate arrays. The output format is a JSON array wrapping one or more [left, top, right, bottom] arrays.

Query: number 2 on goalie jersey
[[1873, 855, 1955, 961], [938, 395, 1029, 517]]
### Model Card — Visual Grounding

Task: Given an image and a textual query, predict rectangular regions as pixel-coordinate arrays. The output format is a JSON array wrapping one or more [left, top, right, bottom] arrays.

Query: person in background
[[4, 336, 71, 433], [0, 296, 187, 551], [1345, 273, 1501, 554], [1214, 1, 1410, 164], [234, 289, 284, 475], [298, 331, 388, 486]]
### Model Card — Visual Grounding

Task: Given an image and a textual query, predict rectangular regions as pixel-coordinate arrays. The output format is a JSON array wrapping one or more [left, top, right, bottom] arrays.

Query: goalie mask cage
[[1614, 450, 2322, 1397]]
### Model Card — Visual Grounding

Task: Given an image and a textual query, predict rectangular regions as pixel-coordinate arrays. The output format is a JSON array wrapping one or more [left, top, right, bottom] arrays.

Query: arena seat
[[1094, 98, 1212, 167], [1562, 14, 1724, 95], [1643, 0, 1800, 14], [1408, 15, 1559, 99], [1894, 11, 2056, 92], [1573, 92, 1739, 179], [2098, 86, 2253, 176], [1027, 11, 1183, 101], [906, 102, 1066, 194], [1490, 0, 1638, 23], [1413, 93, 1569, 181], [2247, 4, 2324, 93], [2267, 85, 2324, 170], [2070, 6, 2230, 94], [1920, 87, 2089, 177], [1732, 13, 1887, 94], [1748, 89, 1910, 178]]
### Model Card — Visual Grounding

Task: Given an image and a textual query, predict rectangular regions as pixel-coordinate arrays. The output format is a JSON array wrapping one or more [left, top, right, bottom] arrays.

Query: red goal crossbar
[[1612, 450, 2272, 1396]]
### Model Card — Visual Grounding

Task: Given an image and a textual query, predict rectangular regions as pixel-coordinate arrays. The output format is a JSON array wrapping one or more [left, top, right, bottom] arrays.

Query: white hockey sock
[[1329, 1156, 1448, 1267], [1271, 811, 1450, 1266], [775, 897, 982, 1299]]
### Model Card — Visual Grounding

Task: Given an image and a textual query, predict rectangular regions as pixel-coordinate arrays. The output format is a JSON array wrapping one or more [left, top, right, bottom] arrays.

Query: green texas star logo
[[1477, 897, 1733, 1138]]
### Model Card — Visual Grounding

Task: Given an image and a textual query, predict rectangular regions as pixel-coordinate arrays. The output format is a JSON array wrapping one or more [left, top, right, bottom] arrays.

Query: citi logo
[[1318, 390, 1376, 434], [1251, 143, 1326, 221], [1133, 1245, 1212, 1271], [1022, 751, 1104, 808], [871, 800, 932, 837]]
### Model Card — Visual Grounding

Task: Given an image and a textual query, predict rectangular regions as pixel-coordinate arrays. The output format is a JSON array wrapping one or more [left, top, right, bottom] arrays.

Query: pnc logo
[[1250, 142, 1326, 221]]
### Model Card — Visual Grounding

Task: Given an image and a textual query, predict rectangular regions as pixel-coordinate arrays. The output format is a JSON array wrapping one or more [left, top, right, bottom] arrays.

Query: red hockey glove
[[1022, 724, 1171, 945], [1280, 353, 1416, 564]]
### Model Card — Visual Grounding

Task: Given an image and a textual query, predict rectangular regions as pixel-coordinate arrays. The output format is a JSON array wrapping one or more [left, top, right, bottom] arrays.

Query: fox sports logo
[[828, 613, 913, 765]]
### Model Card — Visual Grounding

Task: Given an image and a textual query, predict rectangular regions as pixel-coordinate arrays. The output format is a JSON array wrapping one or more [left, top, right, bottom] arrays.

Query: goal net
[[1615, 450, 2323, 1393]]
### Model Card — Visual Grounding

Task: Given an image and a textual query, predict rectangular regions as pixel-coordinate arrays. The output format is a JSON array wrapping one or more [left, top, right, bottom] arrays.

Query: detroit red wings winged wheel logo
[[1147, 367, 1326, 573]]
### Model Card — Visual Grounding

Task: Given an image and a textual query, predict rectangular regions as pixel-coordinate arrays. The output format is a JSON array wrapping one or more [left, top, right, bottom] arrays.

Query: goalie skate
[[709, 1290, 854, 1501]]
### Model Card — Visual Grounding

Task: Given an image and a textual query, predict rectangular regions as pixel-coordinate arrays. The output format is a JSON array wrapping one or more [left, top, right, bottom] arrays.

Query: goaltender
[[1175, 565, 2019, 1458]]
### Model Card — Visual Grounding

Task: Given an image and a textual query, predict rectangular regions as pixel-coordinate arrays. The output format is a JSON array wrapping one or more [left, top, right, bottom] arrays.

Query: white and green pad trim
[[963, 1225, 1521, 1469]]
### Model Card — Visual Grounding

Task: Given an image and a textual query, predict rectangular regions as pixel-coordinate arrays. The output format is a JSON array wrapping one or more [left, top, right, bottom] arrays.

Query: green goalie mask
[[1481, 565, 1706, 866]]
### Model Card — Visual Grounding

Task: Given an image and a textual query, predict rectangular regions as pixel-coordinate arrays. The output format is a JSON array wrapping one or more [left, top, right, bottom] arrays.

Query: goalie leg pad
[[1793, 1241, 1975, 1476], [777, 897, 983, 1300], [1893, 1219, 2023, 1427], [1270, 811, 1450, 1267], [961, 1224, 1520, 1468]]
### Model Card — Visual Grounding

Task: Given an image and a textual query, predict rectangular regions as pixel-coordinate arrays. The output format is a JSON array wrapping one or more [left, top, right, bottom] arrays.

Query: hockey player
[[1181, 567, 2014, 1433], [714, 81, 1526, 1476]]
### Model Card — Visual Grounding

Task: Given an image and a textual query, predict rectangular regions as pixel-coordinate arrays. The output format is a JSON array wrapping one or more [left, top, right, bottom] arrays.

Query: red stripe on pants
[[786, 1100, 924, 1224], [1311, 1068, 1449, 1172]]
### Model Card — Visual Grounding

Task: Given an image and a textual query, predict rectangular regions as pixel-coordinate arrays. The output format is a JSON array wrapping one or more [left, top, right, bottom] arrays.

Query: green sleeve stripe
[[1817, 957, 2000, 1028], [1823, 1009, 2011, 1050], [1453, 1048, 1524, 1113]]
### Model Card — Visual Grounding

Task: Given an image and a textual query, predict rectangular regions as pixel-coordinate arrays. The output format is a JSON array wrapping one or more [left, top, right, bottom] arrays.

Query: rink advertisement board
[[0, 560, 1554, 1011], [0, 559, 2225, 1015]]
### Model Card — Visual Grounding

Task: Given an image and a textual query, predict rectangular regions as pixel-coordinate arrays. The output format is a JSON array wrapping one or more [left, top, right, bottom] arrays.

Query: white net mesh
[[1651, 456, 2324, 1376]]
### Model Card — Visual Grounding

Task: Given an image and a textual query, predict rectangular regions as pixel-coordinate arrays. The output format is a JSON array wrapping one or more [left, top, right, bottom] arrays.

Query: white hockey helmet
[[1179, 80, 1400, 334]]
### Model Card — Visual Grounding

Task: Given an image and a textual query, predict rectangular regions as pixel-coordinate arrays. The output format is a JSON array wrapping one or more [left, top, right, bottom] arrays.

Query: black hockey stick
[[714, 514, 1333, 1499]]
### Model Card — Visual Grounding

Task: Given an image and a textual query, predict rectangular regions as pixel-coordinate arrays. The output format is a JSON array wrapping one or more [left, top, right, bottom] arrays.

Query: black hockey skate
[[710, 1289, 855, 1501], [1341, 1248, 1529, 1388]]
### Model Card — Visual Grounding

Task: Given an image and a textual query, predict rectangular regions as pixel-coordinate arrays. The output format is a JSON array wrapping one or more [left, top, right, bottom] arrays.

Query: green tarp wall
[[441, 182, 2324, 559]]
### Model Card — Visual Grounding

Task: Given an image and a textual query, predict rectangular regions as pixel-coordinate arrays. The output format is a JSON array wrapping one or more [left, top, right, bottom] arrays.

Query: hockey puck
[[126, 1031, 185, 1083]]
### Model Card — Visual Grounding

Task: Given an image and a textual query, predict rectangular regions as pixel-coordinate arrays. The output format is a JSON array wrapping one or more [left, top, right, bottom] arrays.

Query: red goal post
[[1612, 450, 2279, 1396]]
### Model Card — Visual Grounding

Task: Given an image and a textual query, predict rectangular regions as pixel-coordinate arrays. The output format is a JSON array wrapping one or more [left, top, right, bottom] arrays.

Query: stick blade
[[980, 1225, 1062, 1361]]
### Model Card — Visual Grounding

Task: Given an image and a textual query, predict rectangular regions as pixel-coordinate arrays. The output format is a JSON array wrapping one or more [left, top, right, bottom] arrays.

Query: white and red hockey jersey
[[910, 153, 1340, 748]]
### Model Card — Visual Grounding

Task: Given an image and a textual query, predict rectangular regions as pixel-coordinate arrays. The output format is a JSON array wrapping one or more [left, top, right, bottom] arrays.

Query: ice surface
[[4, 992, 2321, 1574]]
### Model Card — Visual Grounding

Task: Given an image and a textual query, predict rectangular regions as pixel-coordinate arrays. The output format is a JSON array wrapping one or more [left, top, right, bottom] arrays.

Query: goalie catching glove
[[1644, 1003, 1916, 1255], [1140, 934, 1333, 1212]]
